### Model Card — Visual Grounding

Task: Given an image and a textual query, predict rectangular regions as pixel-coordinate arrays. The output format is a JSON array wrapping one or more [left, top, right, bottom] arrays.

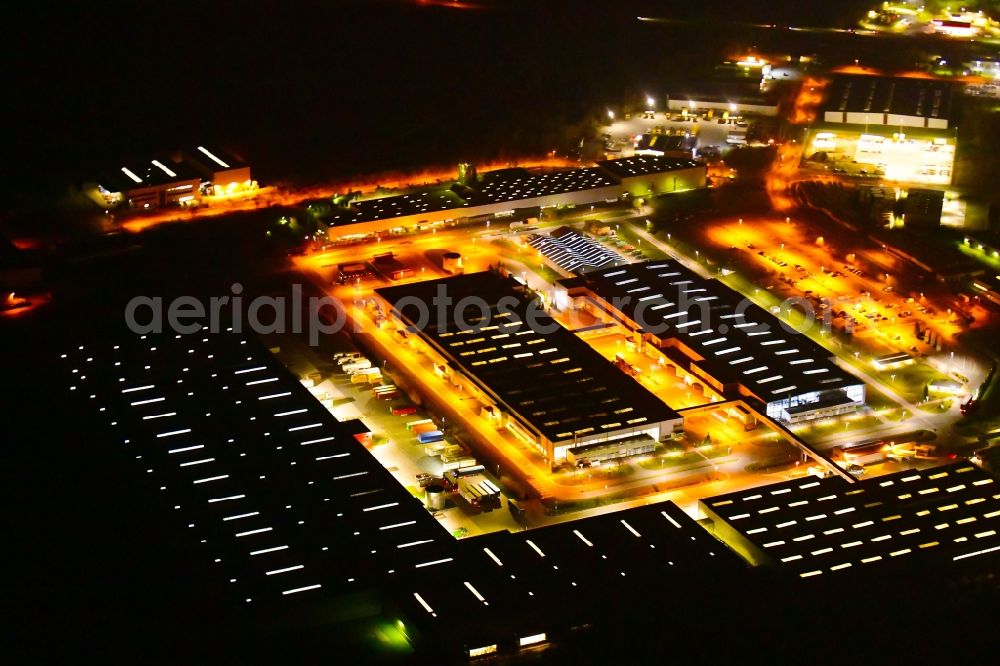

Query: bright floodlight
[[646, 96, 655, 108], [607, 109, 615, 120]]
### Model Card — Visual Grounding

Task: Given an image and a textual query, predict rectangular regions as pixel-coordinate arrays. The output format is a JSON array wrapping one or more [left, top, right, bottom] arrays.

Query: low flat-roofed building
[[325, 187, 471, 237], [558, 261, 865, 423], [58, 329, 449, 605], [375, 271, 682, 465], [324, 159, 709, 241], [182, 145, 253, 195], [99, 158, 203, 209], [463, 166, 620, 207], [699, 462, 1000, 578], [596, 155, 706, 198], [396, 500, 743, 657], [666, 90, 778, 116], [822, 74, 957, 129]]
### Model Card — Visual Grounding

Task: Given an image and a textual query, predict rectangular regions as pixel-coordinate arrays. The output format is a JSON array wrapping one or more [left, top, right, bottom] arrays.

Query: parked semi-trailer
[[411, 422, 438, 437], [406, 419, 434, 432], [391, 404, 418, 416], [342, 359, 373, 374], [417, 430, 445, 444]]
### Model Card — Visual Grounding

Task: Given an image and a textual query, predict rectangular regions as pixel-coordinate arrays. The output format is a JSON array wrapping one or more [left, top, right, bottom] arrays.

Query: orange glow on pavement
[[767, 77, 828, 211]]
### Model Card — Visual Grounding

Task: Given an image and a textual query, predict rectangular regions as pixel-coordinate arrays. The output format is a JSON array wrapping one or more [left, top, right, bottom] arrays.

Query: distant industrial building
[[375, 271, 682, 466], [182, 145, 254, 195], [98, 158, 203, 209], [666, 92, 778, 116], [95, 146, 254, 209], [323, 157, 707, 241], [595, 155, 705, 198], [822, 75, 957, 129], [700, 462, 1000, 577], [557, 261, 865, 423], [463, 167, 620, 207]]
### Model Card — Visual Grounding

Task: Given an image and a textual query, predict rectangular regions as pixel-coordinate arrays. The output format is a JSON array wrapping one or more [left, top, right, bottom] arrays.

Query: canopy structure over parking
[[526, 226, 625, 275]]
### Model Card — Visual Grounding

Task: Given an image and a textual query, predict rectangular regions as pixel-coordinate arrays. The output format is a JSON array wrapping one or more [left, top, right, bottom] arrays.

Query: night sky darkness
[[5, 0, 872, 207]]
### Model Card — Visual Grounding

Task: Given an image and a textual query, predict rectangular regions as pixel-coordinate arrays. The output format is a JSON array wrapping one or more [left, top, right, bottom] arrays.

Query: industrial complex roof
[[823, 74, 956, 121], [319, 157, 705, 228], [325, 188, 469, 226], [465, 167, 616, 205], [183, 145, 249, 174], [57, 325, 741, 648], [597, 155, 701, 179], [702, 463, 1000, 578], [58, 330, 450, 605], [398, 501, 743, 633], [102, 158, 203, 192], [375, 271, 680, 442], [562, 261, 862, 402]]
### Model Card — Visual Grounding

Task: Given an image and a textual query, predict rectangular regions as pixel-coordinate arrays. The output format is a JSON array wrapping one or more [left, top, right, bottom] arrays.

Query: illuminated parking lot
[[807, 129, 956, 185]]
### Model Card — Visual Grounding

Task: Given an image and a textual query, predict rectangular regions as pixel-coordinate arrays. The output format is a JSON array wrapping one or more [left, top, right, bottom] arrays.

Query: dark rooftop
[[823, 74, 956, 120], [101, 158, 202, 192], [182, 145, 249, 175], [461, 167, 616, 206], [702, 462, 1000, 578], [563, 261, 862, 402], [324, 188, 469, 226], [397, 501, 743, 637], [58, 330, 449, 605], [597, 154, 701, 179], [375, 271, 680, 443]]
